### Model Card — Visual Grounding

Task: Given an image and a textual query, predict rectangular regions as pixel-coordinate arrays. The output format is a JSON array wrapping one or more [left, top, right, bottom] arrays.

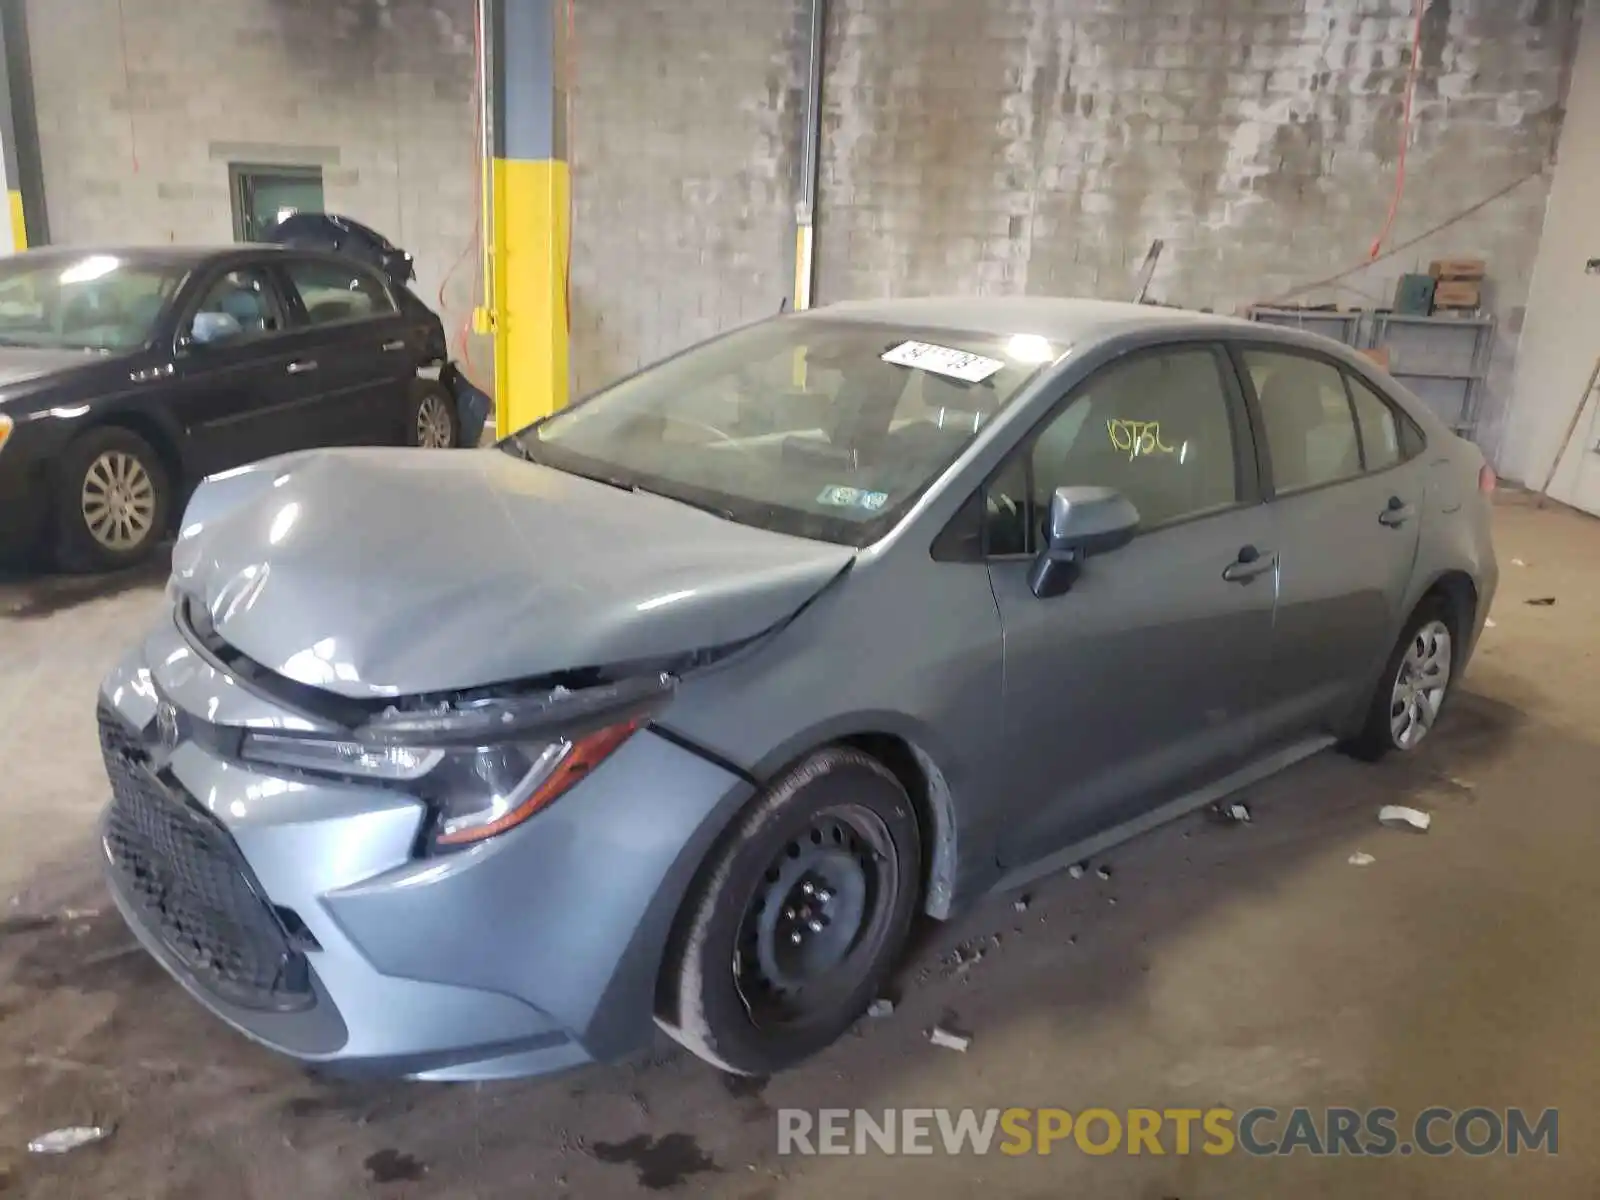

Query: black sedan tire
[[405, 380, 460, 449], [53, 426, 171, 574], [658, 746, 921, 1077]]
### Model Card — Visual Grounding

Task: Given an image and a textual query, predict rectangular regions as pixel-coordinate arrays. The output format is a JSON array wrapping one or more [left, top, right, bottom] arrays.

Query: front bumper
[[0, 444, 50, 561], [96, 608, 753, 1081]]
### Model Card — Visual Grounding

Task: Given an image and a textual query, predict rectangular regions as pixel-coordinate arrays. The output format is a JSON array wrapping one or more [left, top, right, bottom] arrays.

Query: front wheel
[[53, 426, 171, 573], [658, 747, 921, 1076], [1343, 600, 1457, 761]]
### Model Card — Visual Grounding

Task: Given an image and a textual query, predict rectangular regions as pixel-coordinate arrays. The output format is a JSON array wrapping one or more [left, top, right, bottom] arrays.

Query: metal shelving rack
[[1367, 313, 1495, 439]]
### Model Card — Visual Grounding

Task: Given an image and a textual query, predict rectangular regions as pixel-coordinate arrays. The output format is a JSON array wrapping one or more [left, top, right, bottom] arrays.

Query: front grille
[[97, 701, 312, 1013]]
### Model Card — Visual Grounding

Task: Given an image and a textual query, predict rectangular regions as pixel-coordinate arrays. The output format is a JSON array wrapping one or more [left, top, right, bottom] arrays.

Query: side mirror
[[1028, 485, 1140, 598]]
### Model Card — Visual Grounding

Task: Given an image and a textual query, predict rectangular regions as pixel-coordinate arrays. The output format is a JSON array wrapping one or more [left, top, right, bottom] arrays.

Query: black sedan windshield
[[510, 318, 1057, 546], [0, 254, 185, 351]]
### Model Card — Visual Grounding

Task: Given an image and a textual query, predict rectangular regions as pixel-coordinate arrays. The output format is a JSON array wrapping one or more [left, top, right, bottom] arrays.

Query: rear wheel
[[1343, 599, 1457, 761], [658, 747, 920, 1076], [406, 381, 459, 449], [53, 427, 171, 573]]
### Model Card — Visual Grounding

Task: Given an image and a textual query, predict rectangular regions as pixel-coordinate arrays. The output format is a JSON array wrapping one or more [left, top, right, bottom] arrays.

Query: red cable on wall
[[1368, 0, 1427, 260]]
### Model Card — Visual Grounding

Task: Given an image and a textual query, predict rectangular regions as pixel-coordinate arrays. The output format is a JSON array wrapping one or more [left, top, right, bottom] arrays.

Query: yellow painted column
[[492, 159, 568, 433], [486, 0, 569, 438]]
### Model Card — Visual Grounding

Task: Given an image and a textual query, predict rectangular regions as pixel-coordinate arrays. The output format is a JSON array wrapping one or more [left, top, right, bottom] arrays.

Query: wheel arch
[[1417, 568, 1478, 646], [650, 716, 963, 1036], [743, 715, 962, 921]]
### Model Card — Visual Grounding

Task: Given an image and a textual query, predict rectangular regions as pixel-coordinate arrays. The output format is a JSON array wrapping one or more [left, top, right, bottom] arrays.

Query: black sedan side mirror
[[1028, 485, 1140, 598]]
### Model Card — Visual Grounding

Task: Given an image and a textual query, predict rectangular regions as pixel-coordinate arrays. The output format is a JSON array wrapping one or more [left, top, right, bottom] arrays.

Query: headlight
[[0, 413, 12, 456], [239, 673, 674, 852]]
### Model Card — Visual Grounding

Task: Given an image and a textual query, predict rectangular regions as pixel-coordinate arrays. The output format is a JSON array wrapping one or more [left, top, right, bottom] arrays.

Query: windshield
[[509, 318, 1057, 546], [0, 254, 185, 351]]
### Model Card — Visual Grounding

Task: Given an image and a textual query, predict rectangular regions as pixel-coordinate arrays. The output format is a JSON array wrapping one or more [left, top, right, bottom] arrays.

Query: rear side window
[[1346, 374, 1402, 471], [1243, 350, 1360, 494], [283, 259, 395, 326]]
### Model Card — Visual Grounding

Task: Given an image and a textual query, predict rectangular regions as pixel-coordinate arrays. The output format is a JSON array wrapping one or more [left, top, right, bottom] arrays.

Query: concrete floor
[[0, 494, 1596, 1198]]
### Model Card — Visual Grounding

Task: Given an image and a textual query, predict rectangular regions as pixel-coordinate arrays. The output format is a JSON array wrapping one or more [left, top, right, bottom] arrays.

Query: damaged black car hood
[[169, 448, 856, 699]]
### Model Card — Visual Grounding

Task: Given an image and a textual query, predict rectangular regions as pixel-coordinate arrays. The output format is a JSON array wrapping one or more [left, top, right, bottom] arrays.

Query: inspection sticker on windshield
[[881, 340, 1004, 383], [818, 485, 890, 512]]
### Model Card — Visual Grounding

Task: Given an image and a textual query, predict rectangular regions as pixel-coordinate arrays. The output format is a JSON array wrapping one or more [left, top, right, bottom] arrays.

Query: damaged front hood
[[171, 448, 855, 699]]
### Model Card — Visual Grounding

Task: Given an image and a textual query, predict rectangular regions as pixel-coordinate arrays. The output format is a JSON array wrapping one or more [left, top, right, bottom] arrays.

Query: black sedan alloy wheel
[[54, 426, 172, 573]]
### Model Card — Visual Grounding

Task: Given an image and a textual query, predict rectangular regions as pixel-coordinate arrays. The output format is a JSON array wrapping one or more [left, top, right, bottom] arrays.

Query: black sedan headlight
[[239, 673, 674, 852]]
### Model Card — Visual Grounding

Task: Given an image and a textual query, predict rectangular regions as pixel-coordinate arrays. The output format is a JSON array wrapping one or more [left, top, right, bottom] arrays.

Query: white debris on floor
[[1378, 805, 1432, 833]]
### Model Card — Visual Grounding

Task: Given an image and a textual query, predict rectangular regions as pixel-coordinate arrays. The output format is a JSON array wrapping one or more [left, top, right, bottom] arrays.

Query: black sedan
[[0, 245, 456, 571]]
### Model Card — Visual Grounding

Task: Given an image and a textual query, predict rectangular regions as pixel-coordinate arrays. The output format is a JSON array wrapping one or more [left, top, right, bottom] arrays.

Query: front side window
[[187, 268, 285, 347], [511, 318, 1059, 546], [283, 259, 395, 326], [987, 346, 1240, 552], [0, 254, 184, 351]]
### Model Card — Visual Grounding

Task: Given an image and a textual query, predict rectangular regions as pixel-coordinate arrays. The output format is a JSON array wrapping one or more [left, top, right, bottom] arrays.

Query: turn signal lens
[[0, 413, 12, 456], [432, 718, 643, 848], [1478, 463, 1497, 495]]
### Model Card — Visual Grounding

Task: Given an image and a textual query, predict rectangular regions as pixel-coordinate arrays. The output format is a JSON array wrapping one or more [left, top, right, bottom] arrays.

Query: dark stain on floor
[[364, 1149, 426, 1184], [590, 1132, 720, 1190], [0, 556, 168, 621]]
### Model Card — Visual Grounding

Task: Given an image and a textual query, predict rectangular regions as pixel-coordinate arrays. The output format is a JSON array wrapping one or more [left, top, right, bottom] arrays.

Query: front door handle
[[286, 359, 318, 375], [1379, 496, 1416, 527], [381, 339, 406, 352], [1223, 544, 1276, 583]]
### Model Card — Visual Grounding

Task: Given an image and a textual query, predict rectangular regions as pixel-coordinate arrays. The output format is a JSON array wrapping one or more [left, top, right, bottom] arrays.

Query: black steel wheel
[[658, 746, 920, 1076]]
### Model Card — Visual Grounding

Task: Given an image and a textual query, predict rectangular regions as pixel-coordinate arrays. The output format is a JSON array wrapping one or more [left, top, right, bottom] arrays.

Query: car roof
[[7, 244, 302, 269], [804, 295, 1254, 346]]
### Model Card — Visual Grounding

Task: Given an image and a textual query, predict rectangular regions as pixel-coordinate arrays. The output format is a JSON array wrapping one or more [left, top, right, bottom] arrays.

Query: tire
[[1342, 598, 1459, 761], [657, 746, 921, 1077], [405, 381, 459, 449], [52, 426, 172, 574]]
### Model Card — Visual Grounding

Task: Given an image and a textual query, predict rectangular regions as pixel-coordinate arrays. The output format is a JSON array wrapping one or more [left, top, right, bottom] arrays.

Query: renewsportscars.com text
[[777, 1106, 1559, 1158]]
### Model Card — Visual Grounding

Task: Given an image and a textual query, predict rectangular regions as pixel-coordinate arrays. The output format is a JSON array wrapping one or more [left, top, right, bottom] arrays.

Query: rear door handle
[[1379, 497, 1416, 527], [381, 339, 406, 352], [286, 360, 318, 375], [1223, 545, 1277, 583]]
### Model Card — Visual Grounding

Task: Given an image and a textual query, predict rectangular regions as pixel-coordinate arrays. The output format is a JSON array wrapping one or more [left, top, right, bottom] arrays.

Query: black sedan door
[[166, 263, 323, 476], [270, 255, 417, 447]]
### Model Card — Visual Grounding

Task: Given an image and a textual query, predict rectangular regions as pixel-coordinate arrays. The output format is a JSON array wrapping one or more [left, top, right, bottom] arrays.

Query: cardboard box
[[1359, 347, 1391, 370], [1432, 279, 1481, 309], [1428, 257, 1486, 280]]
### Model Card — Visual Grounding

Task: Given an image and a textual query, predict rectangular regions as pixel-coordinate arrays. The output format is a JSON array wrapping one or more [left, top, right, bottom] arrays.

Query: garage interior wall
[[1503, 0, 1600, 509], [23, 0, 481, 357], [23, 0, 1582, 471]]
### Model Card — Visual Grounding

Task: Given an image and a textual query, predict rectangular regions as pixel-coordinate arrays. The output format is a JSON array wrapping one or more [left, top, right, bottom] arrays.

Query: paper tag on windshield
[[881, 340, 1004, 383]]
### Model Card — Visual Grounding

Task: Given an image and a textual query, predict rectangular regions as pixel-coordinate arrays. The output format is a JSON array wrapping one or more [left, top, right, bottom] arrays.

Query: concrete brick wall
[[567, 0, 807, 392], [21, 0, 1581, 463], [24, 0, 481, 354], [817, 0, 1580, 460]]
